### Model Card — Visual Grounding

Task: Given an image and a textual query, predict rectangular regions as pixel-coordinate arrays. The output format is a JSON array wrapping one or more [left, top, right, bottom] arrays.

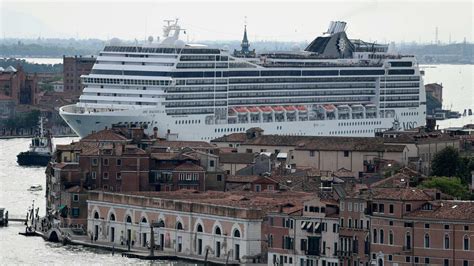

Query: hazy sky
[[1, 0, 473, 43]]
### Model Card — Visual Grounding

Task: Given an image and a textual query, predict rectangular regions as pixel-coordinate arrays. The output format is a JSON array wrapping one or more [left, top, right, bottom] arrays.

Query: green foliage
[[419, 176, 470, 199], [1, 110, 40, 129], [431, 146, 460, 177]]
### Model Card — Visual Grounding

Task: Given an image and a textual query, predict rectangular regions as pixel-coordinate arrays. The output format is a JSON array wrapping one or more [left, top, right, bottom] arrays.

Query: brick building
[[0, 66, 38, 105], [63, 55, 95, 93]]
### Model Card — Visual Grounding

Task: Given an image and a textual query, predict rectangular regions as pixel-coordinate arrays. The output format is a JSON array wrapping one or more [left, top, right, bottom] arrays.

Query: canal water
[[0, 137, 184, 265]]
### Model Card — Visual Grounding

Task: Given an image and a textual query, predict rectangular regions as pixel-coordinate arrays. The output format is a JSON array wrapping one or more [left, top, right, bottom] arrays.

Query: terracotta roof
[[219, 153, 254, 164], [406, 201, 474, 221], [153, 140, 215, 149], [211, 133, 247, 143], [174, 161, 205, 172], [107, 190, 314, 215], [81, 129, 128, 142], [371, 173, 412, 188], [226, 175, 261, 183], [372, 187, 433, 201], [383, 132, 459, 144]]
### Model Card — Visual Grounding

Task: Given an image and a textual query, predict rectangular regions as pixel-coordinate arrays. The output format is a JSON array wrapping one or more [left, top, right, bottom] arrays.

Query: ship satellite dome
[[148, 36, 154, 43], [222, 45, 230, 51], [174, 40, 186, 48], [109, 38, 122, 45]]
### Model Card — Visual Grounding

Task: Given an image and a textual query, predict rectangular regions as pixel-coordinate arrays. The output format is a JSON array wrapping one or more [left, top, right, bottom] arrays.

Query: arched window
[[464, 235, 470, 250], [373, 229, 378, 243], [109, 213, 115, 221], [157, 219, 165, 228], [378, 258, 383, 266], [233, 229, 241, 238], [94, 211, 99, 219], [215, 226, 222, 235], [141, 217, 147, 224], [424, 234, 430, 248], [405, 232, 412, 249], [196, 224, 203, 233], [380, 229, 384, 244], [126, 215, 132, 224], [176, 222, 184, 230], [444, 234, 450, 249], [389, 230, 394, 245]]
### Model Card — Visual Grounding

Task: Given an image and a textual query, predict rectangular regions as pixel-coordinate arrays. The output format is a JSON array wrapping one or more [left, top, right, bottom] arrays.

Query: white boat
[[60, 20, 426, 141]]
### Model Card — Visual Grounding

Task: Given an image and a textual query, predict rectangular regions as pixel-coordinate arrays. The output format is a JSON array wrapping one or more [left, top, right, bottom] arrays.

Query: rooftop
[[371, 187, 433, 201], [211, 133, 247, 143], [406, 200, 474, 222], [219, 152, 255, 164]]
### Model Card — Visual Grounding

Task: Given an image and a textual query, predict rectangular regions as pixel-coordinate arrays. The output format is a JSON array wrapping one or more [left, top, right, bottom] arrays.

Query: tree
[[419, 176, 469, 199], [431, 147, 459, 177]]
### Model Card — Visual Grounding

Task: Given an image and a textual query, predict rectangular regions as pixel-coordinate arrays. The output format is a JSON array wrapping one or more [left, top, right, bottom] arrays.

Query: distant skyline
[[1, 0, 473, 44]]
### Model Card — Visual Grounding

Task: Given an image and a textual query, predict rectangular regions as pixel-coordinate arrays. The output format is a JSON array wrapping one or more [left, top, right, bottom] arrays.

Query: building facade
[[63, 56, 95, 93]]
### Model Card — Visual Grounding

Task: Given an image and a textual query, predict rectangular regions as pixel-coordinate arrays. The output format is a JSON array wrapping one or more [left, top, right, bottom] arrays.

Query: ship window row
[[229, 83, 376, 91], [103, 46, 221, 54], [100, 53, 178, 59], [89, 92, 161, 99], [381, 89, 419, 95], [167, 108, 214, 115], [166, 94, 227, 100], [83, 77, 170, 86], [380, 83, 419, 88], [164, 101, 227, 107], [228, 62, 258, 68], [179, 55, 228, 61], [229, 76, 377, 84], [229, 96, 371, 105], [176, 63, 229, 69], [215, 127, 245, 133], [380, 96, 419, 101], [167, 86, 228, 93], [330, 129, 375, 135], [388, 69, 415, 75], [96, 60, 174, 67], [390, 61, 413, 67], [228, 89, 375, 98], [263, 61, 383, 68], [338, 120, 382, 127], [401, 112, 419, 116], [380, 102, 419, 108], [185, 79, 228, 85], [175, 119, 202, 125], [381, 76, 420, 81], [81, 99, 157, 106]]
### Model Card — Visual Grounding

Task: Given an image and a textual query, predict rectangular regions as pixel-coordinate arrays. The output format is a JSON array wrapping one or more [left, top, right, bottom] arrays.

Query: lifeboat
[[272, 106, 285, 113], [284, 106, 296, 113], [235, 107, 248, 114], [323, 104, 336, 112], [259, 106, 273, 114], [296, 105, 308, 112], [247, 106, 260, 114]]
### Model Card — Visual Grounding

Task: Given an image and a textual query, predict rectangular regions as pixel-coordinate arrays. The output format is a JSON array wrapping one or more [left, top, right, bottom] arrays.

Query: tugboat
[[17, 117, 53, 166]]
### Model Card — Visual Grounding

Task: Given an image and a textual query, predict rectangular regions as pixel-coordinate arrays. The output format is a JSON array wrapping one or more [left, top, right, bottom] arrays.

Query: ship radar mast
[[161, 18, 186, 46]]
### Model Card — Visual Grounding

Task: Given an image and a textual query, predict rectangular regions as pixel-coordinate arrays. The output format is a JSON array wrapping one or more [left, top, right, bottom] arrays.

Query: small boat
[[27, 185, 43, 191], [17, 117, 53, 167]]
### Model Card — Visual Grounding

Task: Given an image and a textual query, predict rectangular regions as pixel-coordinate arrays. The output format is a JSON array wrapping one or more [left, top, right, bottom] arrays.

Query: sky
[[0, 0, 473, 44]]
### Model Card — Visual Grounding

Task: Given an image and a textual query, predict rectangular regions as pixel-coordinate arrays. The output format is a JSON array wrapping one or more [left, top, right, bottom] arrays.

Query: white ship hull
[[60, 104, 425, 141]]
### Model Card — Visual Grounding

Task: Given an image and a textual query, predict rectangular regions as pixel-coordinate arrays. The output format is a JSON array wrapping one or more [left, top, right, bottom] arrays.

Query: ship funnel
[[326, 21, 347, 35]]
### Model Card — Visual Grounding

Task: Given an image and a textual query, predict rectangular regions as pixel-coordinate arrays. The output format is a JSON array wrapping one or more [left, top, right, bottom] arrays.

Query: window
[[349, 218, 352, 228], [406, 204, 411, 212], [373, 229, 377, 243], [388, 255, 393, 261], [425, 223, 430, 229], [425, 258, 430, 264], [91, 172, 96, 179], [268, 185, 274, 190], [465, 225, 469, 231], [73, 194, 79, 202], [196, 224, 203, 232], [389, 204, 394, 214], [424, 234, 430, 248], [116, 159, 122, 166], [217, 175, 222, 182], [380, 229, 384, 244], [464, 235, 469, 250], [268, 234, 273, 247], [209, 160, 215, 167], [340, 201, 345, 211], [103, 172, 109, 179], [340, 218, 344, 227], [176, 222, 184, 230], [92, 158, 98, 166], [445, 224, 450, 230], [71, 207, 80, 217], [379, 204, 384, 213], [348, 202, 353, 211], [116, 173, 121, 180], [103, 158, 109, 166], [354, 203, 359, 212], [444, 234, 450, 249], [414, 257, 419, 263], [343, 151, 349, 157], [233, 229, 240, 238], [255, 184, 261, 192], [444, 259, 449, 266], [406, 256, 411, 263], [463, 260, 468, 266], [309, 150, 315, 157], [389, 231, 394, 245], [214, 226, 221, 235]]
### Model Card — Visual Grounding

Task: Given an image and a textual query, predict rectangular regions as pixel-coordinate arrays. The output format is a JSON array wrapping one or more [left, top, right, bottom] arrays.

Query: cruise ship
[[60, 20, 426, 140]]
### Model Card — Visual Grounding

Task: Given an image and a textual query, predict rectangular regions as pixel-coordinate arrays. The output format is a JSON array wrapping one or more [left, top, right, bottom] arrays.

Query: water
[[421, 64, 474, 128], [0, 137, 177, 265]]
